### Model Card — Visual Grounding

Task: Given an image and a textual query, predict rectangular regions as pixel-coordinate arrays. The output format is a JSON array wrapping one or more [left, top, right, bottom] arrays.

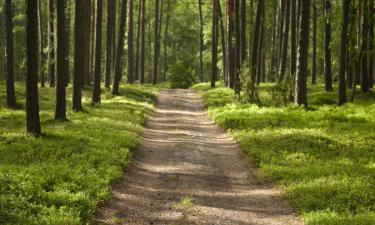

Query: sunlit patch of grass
[[0, 81, 163, 224], [193, 82, 375, 225], [171, 196, 194, 211]]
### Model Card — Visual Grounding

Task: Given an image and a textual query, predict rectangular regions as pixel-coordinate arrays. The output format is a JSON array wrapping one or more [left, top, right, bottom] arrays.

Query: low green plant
[[193, 82, 375, 225], [0, 82, 162, 225]]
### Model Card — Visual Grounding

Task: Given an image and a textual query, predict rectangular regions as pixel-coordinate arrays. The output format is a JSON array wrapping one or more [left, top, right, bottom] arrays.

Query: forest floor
[[93, 89, 302, 225]]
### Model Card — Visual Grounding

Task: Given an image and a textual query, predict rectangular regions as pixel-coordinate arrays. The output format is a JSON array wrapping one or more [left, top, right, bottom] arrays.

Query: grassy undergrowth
[[0, 82, 164, 224], [193, 82, 375, 225]]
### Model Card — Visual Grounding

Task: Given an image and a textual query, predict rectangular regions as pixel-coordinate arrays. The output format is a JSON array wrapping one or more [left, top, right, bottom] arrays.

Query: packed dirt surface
[[93, 89, 303, 225]]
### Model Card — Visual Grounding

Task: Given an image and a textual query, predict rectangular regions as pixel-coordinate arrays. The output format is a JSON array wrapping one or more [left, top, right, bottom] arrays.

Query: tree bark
[[152, 0, 160, 84], [5, 0, 16, 108], [227, 0, 235, 89], [240, 0, 246, 64], [368, 0, 374, 88], [135, 0, 142, 81], [140, 0, 146, 84], [92, 0, 103, 104], [48, 0, 55, 87], [250, 0, 264, 86], [217, 0, 227, 85], [38, 0, 46, 88], [55, 0, 67, 120], [162, 0, 171, 81], [312, 1, 317, 84], [278, 0, 290, 81], [338, 0, 350, 105], [128, 0, 135, 83], [26, 0, 42, 135], [324, 0, 333, 91], [290, 0, 297, 78], [198, 0, 204, 81], [211, 0, 218, 88], [112, 0, 128, 94], [105, 0, 116, 88], [234, 0, 241, 94], [269, 1, 278, 81], [295, 0, 310, 107], [361, 0, 369, 93], [82, 0, 91, 86]]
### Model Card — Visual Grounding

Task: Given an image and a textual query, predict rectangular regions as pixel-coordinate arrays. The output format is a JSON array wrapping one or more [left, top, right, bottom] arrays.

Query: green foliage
[[0, 82, 162, 224], [239, 64, 260, 104], [168, 63, 196, 89], [193, 82, 375, 225]]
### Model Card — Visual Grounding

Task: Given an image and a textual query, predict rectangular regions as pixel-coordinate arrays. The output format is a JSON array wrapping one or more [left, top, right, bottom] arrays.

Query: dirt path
[[93, 89, 303, 225]]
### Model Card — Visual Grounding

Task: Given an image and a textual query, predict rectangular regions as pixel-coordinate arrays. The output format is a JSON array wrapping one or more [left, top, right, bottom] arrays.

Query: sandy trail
[[93, 89, 303, 225]]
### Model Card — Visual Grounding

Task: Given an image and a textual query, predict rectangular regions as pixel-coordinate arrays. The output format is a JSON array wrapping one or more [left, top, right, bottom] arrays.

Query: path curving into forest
[[93, 89, 303, 225]]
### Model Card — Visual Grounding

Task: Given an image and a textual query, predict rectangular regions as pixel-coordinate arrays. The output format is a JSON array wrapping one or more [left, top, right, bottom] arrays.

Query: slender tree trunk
[[338, 0, 350, 105], [290, 0, 297, 78], [198, 0, 204, 81], [269, 1, 278, 81], [92, 0, 103, 104], [227, 0, 235, 89], [38, 0, 46, 88], [128, 0, 135, 83], [140, 0, 146, 84], [152, 0, 160, 84], [361, 0, 369, 93], [48, 0, 55, 87], [89, 0, 96, 85], [234, 0, 241, 94], [162, 0, 171, 81], [324, 0, 333, 91], [26, 0, 41, 135], [217, 0, 227, 85], [278, 0, 286, 67], [295, 0, 310, 107], [105, 0, 115, 88], [135, 0, 142, 81], [312, 1, 317, 84], [368, 0, 374, 88], [249, 0, 264, 100], [55, 0, 67, 120], [65, 0, 71, 85], [112, 0, 128, 94], [5, 0, 16, 108], [278, 0, 290, 81], [240, 0, 246, 64], [256, 11, 264, 84], [82, 0, 91, 86], [212, 0, 218, 88]]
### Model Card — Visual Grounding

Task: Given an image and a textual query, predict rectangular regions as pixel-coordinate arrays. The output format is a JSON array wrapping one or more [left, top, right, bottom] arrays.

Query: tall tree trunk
[[73, 0, 89, 111], [278, 0, 286, 67], [240, 0, 246, 64], [105, 0, 115, 88], [55, 0, 67, 120], [135, 0, 142, 81], [48, 0, 55, 87], [140, 0, 146, 84], [361, 0, 369, 93], [112, 0, 128, 94], [92, 0, 103, 104], [198, 0, 204, 81], [278, 0, 290, 81], [82, 0, 91, 86], [256, 11, 264, 84], [217, 0, 227, 85], [38, 0, 46, 88], [128, 0, 135, 83], [290, 0, 297, 78], [89, 0, 96, 85], [312, 1, 317, 84], [295, 0, 310, 107], [227, 0, 235, 89], [152, 0, 160, 84], [368, 0, 374, 88], [211, 0, 218, 88], [65, 0, 71, 85], [162, 0, 171, 81], [324, 0, 333, 91], [338, 0, 350, 105], [269, 1, 278, 81], [5, 0, 16, 108], [234, 0, 241, 94], [26, 0, 41, 135], [249, 0, 264, 101]]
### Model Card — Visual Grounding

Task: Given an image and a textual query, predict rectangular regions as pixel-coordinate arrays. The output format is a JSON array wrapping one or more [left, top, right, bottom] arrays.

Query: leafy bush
[[168, 63, 197, 89]]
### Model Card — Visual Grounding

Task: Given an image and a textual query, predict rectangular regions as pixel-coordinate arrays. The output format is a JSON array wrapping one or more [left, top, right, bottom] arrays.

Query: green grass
[[0, 82, 164, 224], [193, 82, 375, 225]]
